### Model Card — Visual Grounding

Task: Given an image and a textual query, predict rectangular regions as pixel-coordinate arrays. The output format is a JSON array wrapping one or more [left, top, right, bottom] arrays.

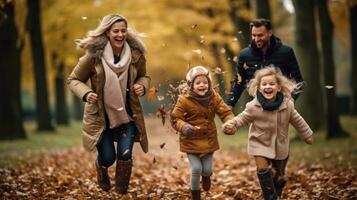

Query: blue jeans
[[96, 122, 136, 167]]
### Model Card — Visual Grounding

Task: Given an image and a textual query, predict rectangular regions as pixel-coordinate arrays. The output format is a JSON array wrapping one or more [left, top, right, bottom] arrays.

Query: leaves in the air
[[147, 86, 157, 101], [156, 104, 167, 125]]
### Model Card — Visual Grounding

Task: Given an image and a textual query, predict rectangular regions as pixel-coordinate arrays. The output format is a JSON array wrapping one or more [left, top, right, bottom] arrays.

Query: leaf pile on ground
[[0, 146, 356, 199]]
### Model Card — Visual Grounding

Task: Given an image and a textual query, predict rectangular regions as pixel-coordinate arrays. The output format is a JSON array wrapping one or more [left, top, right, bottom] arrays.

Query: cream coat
[[67, 39, 150, 153], [231, 97, 312, 160]]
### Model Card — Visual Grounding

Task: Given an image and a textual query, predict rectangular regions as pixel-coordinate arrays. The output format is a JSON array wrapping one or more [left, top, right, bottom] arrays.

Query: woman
[[67, 14, 150, 194]]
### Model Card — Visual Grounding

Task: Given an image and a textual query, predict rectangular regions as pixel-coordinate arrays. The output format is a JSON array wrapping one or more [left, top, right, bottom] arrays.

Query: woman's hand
[[133, 84, 145, 97], [304, 136, 313, 145], [86, 92, 98, 104]]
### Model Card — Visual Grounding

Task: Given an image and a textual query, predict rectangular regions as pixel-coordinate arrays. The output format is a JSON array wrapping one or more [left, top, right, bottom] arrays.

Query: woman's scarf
[[102, 41, 132, 128]]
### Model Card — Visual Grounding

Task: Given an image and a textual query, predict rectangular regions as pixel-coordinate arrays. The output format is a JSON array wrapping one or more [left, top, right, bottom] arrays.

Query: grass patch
[[0, 121, 82, 167], [218, 116, 357, 168]]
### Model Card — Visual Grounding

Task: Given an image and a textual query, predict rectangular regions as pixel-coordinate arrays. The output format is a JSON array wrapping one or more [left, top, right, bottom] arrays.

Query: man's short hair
[[249, 18, 272, 30]]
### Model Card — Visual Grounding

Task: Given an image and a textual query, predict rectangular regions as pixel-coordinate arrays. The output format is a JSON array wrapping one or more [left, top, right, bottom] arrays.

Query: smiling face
[[251, 25, 272, 49], [106, 21, 128, 55], [258, 74, 281, 102], [192, 75, 209, 96]]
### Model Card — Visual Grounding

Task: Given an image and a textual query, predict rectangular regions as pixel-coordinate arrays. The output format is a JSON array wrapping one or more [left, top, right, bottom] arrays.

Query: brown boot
[[115, 160, 132, 194], [95, 159, 111, 191], [201, 174, 211, 191], [190, 190, 200, 200]]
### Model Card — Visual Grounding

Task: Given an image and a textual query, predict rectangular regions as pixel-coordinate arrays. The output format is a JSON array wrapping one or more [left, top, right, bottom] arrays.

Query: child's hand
[[181, 123, 197, 135], [304, 136, 313, 145], [222, 121, 237, 135]]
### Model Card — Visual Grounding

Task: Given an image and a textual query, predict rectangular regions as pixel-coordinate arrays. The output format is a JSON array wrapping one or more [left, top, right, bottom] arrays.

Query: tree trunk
[[316, 0, 348, 138], [72, 94, 84, 121], [27, 0, 54, 131], [0, 2, 26, 140], [292, 0, 323, 131], [350, 4, 357, 115], [210, 42, 226, 96], [227, 0, 252, 113], [255, 0, 271, 20], [227, 0, 251, 49], [55, 61, 69, 125]]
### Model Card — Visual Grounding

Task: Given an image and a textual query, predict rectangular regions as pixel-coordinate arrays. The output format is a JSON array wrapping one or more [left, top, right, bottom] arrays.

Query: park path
[[0, 117, 356, 199]]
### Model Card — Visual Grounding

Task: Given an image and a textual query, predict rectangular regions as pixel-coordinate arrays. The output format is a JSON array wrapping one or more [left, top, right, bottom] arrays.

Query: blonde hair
[[247, 65, 296, 97], [75, 14, 146, 51]]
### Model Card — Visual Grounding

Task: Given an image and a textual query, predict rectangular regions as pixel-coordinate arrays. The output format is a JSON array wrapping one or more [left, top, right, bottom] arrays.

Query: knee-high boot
[[95, 159, 111, 191], [115, 159, 132, 194], [257, 168, 278, 200], [190, 189, 200, 200]]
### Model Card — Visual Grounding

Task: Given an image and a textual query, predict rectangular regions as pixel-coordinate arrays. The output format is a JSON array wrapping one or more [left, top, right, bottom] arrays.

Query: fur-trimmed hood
[[84, 34, 146, 61]]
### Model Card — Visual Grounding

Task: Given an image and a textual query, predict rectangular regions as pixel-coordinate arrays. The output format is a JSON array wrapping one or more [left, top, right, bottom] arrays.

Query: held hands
[[133, 84, 145, 97], [86, 92, 98, 104], [304, 136, 313, 145], [222, 120, 237, 135], [181, 123, 197, 136]]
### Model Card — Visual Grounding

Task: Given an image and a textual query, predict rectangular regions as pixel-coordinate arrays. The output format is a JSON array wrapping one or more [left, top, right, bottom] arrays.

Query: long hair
[[75, 14, 146, 52], [247, 65, 296, 97]]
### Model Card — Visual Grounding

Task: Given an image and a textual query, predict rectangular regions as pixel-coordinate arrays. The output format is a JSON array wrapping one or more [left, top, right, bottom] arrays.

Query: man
[[225, 18, 304, 107]]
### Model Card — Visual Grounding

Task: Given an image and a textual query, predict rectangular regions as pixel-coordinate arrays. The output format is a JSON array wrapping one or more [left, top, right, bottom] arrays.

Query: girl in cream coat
[[223, 65, 313, 200]]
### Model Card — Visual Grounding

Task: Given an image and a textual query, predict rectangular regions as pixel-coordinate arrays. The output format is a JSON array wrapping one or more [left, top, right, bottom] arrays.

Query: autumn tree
[[226, 0, 252, 113], [255, 0, 271, 20], [316, 0, 348, 138], [0, 1, 26, 139], [292, 0, 323, 131], [52, 51, 69, 125], [26, 0, 54, 131]]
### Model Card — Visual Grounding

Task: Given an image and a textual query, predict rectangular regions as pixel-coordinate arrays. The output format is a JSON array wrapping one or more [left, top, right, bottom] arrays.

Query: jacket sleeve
[[289, 101, 313, 139], [232, 102, 254, 129], [214, 92, 235, 123], [170, 95, 187, 132], [134, 55, 151, 95], [287, 48, 304, 100], [67, 54, 94, 101], [225, 55, 247, 107]]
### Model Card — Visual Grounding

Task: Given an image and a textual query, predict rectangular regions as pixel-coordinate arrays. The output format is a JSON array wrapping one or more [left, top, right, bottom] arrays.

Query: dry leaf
[[147, 87, 157, 101]]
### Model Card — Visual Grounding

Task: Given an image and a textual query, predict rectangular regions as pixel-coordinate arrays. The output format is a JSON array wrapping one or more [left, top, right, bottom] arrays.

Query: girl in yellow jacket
[[223, 65, 313, 200], [170, 66, 234, 200]]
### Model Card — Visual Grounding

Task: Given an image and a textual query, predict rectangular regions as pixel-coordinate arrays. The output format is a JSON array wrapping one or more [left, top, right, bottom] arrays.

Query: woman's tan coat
[[170, 91, 234, 154], [232, 97, 312, 160], [67, 37, 150, 153]]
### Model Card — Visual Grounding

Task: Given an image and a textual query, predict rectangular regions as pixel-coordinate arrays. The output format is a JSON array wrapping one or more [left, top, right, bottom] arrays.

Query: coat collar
[[85, 34, 146, 62], [252, 96, 288, 111]]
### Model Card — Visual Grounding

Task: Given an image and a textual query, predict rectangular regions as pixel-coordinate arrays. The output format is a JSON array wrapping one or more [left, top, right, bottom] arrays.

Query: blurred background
[[0, 0, 356, 167]]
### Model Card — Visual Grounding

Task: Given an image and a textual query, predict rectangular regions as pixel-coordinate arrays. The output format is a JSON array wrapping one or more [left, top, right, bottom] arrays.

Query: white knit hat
[[186, 66, 211, 85]]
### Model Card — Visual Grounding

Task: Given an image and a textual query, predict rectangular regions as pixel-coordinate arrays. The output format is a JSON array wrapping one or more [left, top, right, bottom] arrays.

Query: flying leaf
[[325, 85, 334, 89], [147, 87, 157, 101], [192, 49, 202, 55]]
